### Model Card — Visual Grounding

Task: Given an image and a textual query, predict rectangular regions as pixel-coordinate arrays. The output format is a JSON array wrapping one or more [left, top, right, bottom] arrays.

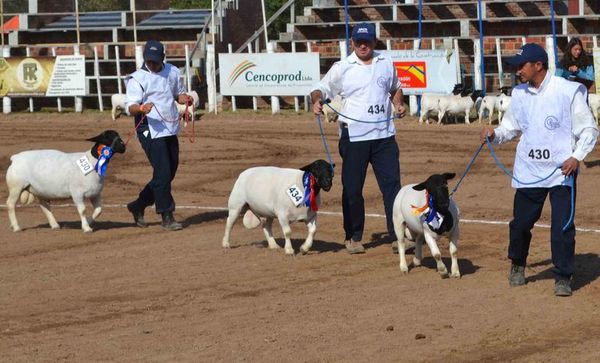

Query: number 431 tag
[[286, 184, 304, 207], [76, 155, 94, 175]]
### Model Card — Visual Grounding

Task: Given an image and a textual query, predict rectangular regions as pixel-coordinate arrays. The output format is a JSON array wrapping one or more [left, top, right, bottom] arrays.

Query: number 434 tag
[[286, 184, 304, 207]]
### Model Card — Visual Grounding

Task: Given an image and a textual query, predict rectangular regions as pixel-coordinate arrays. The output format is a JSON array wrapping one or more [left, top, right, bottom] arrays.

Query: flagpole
[[1, 0, 4, 48]]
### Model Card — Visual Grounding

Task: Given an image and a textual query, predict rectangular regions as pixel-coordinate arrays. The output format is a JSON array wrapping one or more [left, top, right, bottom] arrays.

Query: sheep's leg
[[437, 110, 446, 125], [449, 226, 461, 278], [39, 199, 60, 230], [393, 216, 409, 274], [478, 109, 484, 124], [222, 206, 243, 249], [72, 195, 92, 233], [413, 235, 424, 267], [418, 110, 426, 124], [111, 107, 117, 121], [424, 232, 448, 277], [278, 219, 294, 255], [6, 188, 22, 232], [498, 111, 504, 123], [262, 217, 279, 250], [299, 217, 317, 255], [90, 195, 102, 222]]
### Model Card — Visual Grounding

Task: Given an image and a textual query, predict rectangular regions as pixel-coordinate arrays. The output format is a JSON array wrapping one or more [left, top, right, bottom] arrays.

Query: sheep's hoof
[[450, 272, 461, 279], [222, 242, 231, 249], [299, 248, 309, 255], [50, 224, 60, 230], [284, 249, 295, 256], [412, 258, 422, 267], [399, 266, 409, 275], [268, 243, 281, 250], [83, 228, 93, 233], [11, 226, 22, 232]]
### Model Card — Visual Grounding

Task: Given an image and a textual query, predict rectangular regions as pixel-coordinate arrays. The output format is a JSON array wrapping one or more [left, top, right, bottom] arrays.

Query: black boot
[[127, 201, 147, 228], [161, 212, 183, 231]]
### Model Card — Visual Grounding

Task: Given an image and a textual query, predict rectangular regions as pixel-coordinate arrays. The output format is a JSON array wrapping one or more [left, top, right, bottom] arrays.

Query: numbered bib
[[286, 184, 304, 207], [76, 155, 94, 175], [527, 148, 551, 162]]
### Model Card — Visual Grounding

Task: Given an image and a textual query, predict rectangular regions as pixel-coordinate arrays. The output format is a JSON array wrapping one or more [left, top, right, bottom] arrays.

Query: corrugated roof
[[44, 12, 123, 29], [137, 10, 211, 28]]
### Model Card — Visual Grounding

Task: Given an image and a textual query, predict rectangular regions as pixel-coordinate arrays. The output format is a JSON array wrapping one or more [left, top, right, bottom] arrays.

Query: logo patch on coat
[[377, 76, 388, 88], [544, 115, 560, 130]]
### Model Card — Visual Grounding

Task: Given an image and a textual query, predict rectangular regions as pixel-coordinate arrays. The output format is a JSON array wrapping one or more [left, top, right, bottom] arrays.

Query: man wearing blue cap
[[310, 22, 406, 254], [125, 40, 193, 231], [480, 43, 598, 296]]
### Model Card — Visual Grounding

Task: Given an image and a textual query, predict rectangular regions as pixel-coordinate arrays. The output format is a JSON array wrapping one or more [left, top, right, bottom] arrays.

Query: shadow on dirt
[[527, 253, 600, 291], [251, 239, 345, 253], [182, 210, 228, 227]]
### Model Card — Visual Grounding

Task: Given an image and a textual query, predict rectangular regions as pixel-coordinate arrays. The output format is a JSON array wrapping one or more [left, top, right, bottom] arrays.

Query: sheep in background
[[478, 86, 512, 124], [222, 160, 334, 255], [437, 89, 483, 124], [393, 172, 460, 278], [111, 90, 200, 121], [419, 84, 464, 124], [6, 130, 126, 233], [589, 93, 599, 124], [111, 93, 126, 121]]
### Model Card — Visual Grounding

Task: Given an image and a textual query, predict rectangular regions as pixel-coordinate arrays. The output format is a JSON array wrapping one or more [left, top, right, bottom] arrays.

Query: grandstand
[[277, 0, 599, 92]]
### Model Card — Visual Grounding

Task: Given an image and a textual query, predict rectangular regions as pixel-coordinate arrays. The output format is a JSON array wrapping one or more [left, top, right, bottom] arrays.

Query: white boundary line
[[2, 203, 600, 234]]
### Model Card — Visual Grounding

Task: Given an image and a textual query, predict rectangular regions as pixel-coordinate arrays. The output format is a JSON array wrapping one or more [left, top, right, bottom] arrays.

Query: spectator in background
[[555, 37, 595, 90]]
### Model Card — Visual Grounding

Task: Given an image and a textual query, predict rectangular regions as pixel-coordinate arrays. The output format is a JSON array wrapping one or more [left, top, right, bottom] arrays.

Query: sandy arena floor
[[2, 111, 600, 362]]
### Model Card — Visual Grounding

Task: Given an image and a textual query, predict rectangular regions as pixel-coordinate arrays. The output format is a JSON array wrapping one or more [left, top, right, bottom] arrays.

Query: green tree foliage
[[170, 0, 211, 8], [79, 0, 130, 11]]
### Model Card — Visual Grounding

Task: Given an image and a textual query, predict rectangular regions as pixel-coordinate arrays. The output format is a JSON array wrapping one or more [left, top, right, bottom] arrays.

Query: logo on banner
[[228, 60, 256, 86], [16, 58, 44, 91], [394, 61, 426, 88]]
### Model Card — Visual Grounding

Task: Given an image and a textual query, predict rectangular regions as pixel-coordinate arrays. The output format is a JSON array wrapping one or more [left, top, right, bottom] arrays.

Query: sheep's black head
[[86, 130, 126, 154], [300, 159, 334, 192], [412, 172, 455, 212], [499, 86, 512, 96]]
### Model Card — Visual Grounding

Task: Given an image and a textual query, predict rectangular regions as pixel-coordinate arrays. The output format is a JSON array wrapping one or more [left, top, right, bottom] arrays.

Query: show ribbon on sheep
[[94, 146, 114, 177], [411, 191, 444, 231], [303, 171, 318, 211]]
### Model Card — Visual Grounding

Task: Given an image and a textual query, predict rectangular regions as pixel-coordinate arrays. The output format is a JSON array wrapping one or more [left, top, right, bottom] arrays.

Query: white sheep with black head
[[393, 172, 460, 278], [222, 159, 334, 255], [6, 130, 126, 232]]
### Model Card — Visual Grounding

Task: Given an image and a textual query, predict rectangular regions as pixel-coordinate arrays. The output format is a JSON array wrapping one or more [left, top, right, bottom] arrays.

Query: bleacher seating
[[279, 0, 599, 91]]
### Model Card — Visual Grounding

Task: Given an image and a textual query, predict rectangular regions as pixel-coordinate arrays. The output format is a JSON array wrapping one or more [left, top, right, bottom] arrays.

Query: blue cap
[[143, 40, 165, 63], [351, 22, 376, 42], [505, 43, 548, 66]]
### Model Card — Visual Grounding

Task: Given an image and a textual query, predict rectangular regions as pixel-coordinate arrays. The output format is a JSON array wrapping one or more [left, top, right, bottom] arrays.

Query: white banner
[[219, 53, 320, 96], [383, 49, 459, 95], [46, 55, 86, 97], [594, 47, 600, 94]]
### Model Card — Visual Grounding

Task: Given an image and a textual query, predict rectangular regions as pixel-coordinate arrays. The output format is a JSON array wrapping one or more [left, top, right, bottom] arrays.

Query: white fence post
[[495, 38, 503, 88], [115, 45, 123, 94], [267, 41, 280, 114], [51, 47, 63, 112], [185, 44, 191, 92], [339, 40, 347, 60], [93, 46, 104, 112], [545, 35, 556, 75], [135, 45, 143, 69], [409, 40, 419, 116], [473, 39, 482, 91], [228, 43, 237, 112], [291, 41, 299, 113], [2, 46, 11, 114], [206, 43, 216, 114], [305, 41, 312, 112], [248, 43, 258, 112], [26, 47, 34, 112], [73, 45, 83, 113]]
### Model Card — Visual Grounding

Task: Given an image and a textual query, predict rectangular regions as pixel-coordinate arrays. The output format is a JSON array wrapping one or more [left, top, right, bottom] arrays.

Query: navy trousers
[[135, 127, 179, 214], [508, 185, 576, 280], [338, 128, 401, 242]]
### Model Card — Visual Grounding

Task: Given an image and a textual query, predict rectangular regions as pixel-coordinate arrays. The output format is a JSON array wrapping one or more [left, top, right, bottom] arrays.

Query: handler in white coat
[[311, 22, 406, 254], [481, 43, 598, 296]]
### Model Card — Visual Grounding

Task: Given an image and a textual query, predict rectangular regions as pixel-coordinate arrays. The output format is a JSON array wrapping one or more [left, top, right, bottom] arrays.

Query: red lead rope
[[123, 102, 196, 145]]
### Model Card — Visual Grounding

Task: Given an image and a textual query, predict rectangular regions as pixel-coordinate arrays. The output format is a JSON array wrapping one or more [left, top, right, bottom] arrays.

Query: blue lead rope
[[451, 136, 575, 232], [322, 101, 397, 124]]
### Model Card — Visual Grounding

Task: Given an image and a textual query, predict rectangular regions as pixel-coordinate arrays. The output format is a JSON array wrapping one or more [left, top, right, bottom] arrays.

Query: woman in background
[[556, 37, 595, 90]]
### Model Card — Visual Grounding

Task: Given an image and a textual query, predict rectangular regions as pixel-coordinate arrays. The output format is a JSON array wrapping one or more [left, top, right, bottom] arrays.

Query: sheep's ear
[[299, 163, 312, 172], [412, 182, 427, 191], [85, 134, 102, 142], [443, 172, 456, 180]]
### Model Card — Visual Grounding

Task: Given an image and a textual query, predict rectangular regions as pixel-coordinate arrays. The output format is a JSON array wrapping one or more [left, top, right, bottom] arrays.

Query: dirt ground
[[2, 110, 600, 362]]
